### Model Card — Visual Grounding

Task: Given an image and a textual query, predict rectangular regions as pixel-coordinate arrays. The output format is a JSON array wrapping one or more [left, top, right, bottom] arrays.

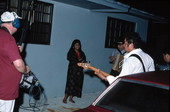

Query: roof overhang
[[52, 0, 169, 23]]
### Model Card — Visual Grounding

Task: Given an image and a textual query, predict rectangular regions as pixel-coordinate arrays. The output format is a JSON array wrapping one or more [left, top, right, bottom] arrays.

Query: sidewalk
[[19, 92, 101, 112]]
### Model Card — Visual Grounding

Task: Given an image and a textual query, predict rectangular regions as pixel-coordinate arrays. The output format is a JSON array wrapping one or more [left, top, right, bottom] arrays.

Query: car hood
[[74, 105, 112, 112]]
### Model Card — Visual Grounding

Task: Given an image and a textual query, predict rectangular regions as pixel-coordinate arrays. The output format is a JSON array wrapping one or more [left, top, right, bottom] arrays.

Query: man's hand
[[18, 45, 23, 53], [25, 65, 30, 74], [109, 56, 115, 62]]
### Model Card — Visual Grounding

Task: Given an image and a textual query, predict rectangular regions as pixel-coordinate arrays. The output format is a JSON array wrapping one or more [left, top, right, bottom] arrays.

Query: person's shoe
[[63, 99, 67, 103], [69, 99, 75, 103]]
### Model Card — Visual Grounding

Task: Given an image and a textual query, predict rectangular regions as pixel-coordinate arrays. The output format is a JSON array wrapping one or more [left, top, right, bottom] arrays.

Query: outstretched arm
[[94, 69, 107, 81], [94, 69, 116, 85], [77, 62, 116, 84]]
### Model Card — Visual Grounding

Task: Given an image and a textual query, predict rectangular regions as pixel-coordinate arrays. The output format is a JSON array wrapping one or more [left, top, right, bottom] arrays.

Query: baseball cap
[[1, 11, 22, 22], [117, 41, 123, 45], [116, 38, 124, 45]]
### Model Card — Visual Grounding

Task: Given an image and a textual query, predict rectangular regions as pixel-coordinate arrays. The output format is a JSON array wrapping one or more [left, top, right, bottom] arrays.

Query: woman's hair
[[124, 32, 142, 48], [69, 39, 82, 52]]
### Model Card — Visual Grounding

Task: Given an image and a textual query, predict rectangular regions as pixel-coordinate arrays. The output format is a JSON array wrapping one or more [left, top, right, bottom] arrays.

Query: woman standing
[[63, 39, 86, 103]]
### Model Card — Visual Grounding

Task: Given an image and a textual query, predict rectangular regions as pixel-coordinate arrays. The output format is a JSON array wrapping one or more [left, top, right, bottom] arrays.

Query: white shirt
[[107, 48, 155, 84], [111, 48, 120, 56], [111, 49, 125, 56]]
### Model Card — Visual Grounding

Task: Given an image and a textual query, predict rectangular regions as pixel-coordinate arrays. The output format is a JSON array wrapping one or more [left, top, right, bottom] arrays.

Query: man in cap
[[109, 38, 126, 76], [0, 11, 30, 112]]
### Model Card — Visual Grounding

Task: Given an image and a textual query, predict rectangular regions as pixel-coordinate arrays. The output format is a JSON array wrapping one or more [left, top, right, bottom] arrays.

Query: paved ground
[[18, 92, 101, 112]]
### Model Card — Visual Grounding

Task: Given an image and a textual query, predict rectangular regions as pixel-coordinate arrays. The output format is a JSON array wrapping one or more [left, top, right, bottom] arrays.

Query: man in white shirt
[[95, 32, 155, 85]]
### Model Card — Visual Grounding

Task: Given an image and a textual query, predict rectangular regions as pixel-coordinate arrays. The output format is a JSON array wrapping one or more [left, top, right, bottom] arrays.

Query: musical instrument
[[111, 54, 124, 72], [77, 63, 111, 79]]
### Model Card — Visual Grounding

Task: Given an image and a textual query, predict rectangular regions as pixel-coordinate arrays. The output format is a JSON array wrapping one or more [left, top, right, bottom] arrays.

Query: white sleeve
[[149, 58, 155, 71], [106, 76, 116, 85]]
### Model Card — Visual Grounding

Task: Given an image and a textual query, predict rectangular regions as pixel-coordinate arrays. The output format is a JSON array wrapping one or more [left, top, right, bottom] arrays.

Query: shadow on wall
[[85, 70, 109, 87]]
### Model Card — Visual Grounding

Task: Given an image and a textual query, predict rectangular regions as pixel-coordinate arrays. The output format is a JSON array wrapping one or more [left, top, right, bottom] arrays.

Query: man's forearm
[[13, 59, 29, 74]]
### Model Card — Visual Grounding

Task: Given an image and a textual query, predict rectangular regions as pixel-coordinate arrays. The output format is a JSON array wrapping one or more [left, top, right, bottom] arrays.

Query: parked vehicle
[[75, 70, 169, 112]]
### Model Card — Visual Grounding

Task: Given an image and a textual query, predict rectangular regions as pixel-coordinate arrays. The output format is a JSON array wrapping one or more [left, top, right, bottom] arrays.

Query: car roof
[[120, 70, 169, 87]]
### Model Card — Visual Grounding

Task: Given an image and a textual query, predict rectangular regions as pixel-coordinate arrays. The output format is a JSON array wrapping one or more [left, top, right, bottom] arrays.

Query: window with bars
[[0, 0, 53, 45], [105, 17, 136, 48]]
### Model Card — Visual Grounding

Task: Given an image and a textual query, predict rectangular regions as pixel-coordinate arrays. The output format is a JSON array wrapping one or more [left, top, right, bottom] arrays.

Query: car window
[[96, 79, 169, 112]]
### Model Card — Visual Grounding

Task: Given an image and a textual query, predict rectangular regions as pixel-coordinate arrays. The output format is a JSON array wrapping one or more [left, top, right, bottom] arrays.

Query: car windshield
[[96, 79, 169, 112]]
